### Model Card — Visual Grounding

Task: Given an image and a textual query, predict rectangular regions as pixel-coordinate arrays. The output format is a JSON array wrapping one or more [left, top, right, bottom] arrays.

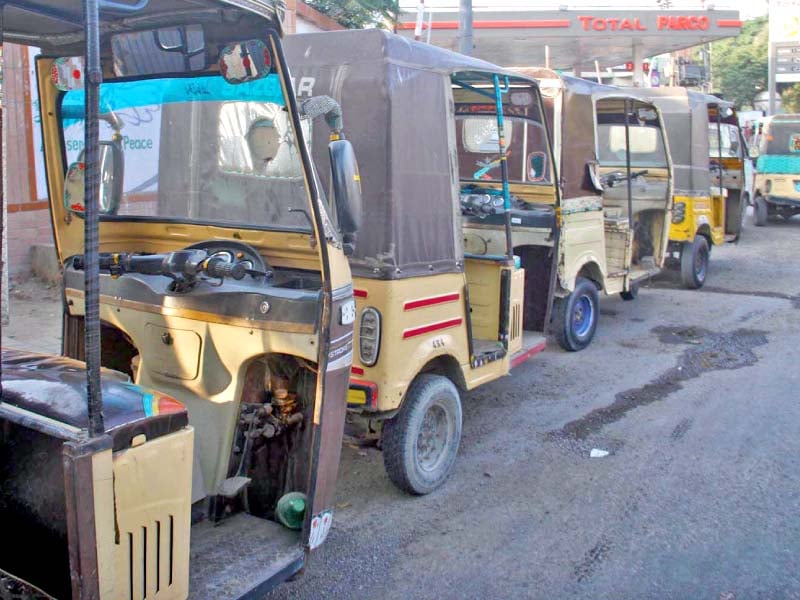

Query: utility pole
[[458, 0, 473, 56]]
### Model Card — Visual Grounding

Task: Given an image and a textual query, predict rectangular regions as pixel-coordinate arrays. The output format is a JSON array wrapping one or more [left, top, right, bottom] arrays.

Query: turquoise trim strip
[[62, 74, 285, 118], [757, 154, 800, 175], [142, 392, 155, 417]]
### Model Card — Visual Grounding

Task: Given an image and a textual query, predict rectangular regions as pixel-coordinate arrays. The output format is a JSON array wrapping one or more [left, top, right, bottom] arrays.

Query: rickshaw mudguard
[[557, 210, 607, 294]]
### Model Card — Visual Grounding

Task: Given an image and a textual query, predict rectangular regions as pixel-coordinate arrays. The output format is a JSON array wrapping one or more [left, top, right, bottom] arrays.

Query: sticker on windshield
[[790, 133, 800, 153]]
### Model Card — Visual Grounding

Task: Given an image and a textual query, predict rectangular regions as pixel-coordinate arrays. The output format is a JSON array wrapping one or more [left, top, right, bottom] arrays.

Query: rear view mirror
[[220, 40, 272, 85], [586, 160, 603, 192], [155, 25, 205, 57], [63, 142, 124, 216], [329, 140, 362, 256]]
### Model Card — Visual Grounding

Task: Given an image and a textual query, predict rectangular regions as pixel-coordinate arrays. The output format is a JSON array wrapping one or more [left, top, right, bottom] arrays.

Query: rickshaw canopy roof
[[518, 68, 664, 200], [285, 29, 542, 279], [0, 0, 285, 53], [625, 87, 727, 196]]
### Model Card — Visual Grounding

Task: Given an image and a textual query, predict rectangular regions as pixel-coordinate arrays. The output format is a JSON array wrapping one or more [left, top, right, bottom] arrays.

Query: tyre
[[382, 374, 462, 495], [754, 196, 768, 227], [733, 193, 748, 242], [620, 282, 639, 301], [552, 276, 599, 352], [680, 235, 709, 289]]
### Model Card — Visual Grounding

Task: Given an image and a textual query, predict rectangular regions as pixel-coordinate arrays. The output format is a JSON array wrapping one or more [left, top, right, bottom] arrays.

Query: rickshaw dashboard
[[63, 240, 322, 329]]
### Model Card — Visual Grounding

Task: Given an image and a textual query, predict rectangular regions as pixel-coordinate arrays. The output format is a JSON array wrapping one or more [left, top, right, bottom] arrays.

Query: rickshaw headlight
[[359, 308, 381, 366], [672, 201, 686, 224], [764, 179, 772, 194]]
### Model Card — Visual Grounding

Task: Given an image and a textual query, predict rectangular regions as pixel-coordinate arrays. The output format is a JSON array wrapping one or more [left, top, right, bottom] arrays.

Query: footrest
[[217, 476, 252, 498]]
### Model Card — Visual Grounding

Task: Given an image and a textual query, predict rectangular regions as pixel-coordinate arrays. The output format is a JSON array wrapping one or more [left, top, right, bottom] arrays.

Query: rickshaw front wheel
[[680, 235, 709, 289], [382, 374, 462, 495], [754, 196, 768, 227], [552, 277, 599, 352]]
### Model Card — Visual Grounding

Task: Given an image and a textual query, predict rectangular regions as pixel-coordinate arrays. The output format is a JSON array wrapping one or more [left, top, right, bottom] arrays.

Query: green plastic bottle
[[275, 492, 307, 530]]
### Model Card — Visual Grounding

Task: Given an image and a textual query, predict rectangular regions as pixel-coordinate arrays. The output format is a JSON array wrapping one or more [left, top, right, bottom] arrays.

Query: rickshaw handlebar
[[74, 250, 247, 281]]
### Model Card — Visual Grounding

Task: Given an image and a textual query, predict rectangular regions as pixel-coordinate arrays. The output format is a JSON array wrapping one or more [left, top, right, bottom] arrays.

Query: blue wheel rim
[[572, 295, 594, 338]]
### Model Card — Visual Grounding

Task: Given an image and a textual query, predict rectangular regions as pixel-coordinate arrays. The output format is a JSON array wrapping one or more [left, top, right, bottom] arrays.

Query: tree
[[781, 83, 800, 113], [304, 0, 399, 29], [711, 17, 768, 109]]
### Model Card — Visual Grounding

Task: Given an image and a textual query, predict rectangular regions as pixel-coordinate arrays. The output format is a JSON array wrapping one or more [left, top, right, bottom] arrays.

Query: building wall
[[3, 43, 51, 279]]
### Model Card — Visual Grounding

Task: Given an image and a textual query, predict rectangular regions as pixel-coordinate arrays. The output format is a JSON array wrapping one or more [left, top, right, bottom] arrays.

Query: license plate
[[340, 299, 356, 326]]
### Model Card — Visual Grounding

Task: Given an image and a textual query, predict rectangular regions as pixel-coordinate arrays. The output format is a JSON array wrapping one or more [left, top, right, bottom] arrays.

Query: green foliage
[[781, 83, 800, 113], [711, 17, 768, 109], [304, 0, 399, 29]]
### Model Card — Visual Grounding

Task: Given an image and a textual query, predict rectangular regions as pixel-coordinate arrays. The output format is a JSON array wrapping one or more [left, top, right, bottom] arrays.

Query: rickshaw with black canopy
[[462, 69, 674, 351], [629, 88, 746, 288], [286, 30, 557, 495], [0, 1, 361, 598]]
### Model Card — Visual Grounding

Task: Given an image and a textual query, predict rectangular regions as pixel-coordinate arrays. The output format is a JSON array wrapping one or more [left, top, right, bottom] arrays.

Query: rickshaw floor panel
[[188, 513, 302, 600]]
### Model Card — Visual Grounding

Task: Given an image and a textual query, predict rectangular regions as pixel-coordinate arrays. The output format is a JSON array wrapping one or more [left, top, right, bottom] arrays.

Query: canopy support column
[[632, 42, 644, 87]]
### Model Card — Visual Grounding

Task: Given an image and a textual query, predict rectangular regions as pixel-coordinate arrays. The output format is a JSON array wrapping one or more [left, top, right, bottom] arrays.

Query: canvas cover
[[0, 0, 284, 54], [285, 29, 528, 280], [627, 88, 712, 197], [518, 69, 667, 201]]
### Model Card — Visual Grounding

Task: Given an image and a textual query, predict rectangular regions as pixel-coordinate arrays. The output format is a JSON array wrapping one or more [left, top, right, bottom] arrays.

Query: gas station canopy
[[396, 9, 742, 71]]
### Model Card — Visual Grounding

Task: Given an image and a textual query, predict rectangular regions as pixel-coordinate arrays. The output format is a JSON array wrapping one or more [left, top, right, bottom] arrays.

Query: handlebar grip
[[205, 258, 246, 280]]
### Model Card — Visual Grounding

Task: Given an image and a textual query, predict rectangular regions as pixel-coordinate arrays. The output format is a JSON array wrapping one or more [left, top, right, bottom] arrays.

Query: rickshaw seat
[[0, 348, 188, 450]]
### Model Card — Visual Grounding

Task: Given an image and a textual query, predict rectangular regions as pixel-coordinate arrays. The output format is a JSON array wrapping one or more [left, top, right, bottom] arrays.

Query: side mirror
[[586, 160, 603, 193], [63, 142, 124, 216], [329, 139, 362, 256]]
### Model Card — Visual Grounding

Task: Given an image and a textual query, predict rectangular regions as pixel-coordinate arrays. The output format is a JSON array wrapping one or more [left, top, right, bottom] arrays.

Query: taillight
[[359, 308, 381, 366]]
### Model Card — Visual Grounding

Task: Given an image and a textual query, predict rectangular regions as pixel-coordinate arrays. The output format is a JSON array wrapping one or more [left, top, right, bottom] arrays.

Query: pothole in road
[[550, 326, 768, 441]]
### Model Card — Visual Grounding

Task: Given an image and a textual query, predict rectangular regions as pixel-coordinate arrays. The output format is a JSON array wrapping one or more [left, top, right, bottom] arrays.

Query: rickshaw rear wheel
[[754, 196, 768, 227], [382, 374, 462, 495], [680, 235, 709, 289], [552, 277, 599, 352]]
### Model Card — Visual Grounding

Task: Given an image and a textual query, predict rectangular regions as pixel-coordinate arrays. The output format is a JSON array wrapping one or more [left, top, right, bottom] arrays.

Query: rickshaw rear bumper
[[764, 195, 800, 208]]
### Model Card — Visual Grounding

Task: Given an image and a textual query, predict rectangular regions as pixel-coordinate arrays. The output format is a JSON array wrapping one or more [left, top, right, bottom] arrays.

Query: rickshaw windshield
[[456, 114, 552, 184], [761, 120, 800, 155], [597, 117, 668, 168], [59, 73, 313, 231], [708, 123, 742, 158]]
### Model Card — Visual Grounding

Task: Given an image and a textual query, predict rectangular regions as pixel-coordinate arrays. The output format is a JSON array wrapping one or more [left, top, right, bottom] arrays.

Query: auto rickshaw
[[0, 1, 360, 597], [286, 30, 558, 494], [461, 69, 673, 351], [629, 89, 747, 288], [752, 114, 800, 225]]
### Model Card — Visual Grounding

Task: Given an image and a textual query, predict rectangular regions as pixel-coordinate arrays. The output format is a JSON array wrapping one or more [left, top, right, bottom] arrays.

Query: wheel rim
[[416, 403, 451, 473], [572, 295, 594, 338], [694, 245, 708, 282]]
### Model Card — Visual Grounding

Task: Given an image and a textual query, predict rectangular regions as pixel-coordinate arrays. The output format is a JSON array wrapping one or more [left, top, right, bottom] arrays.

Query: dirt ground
[[3, 210, 800, 599]]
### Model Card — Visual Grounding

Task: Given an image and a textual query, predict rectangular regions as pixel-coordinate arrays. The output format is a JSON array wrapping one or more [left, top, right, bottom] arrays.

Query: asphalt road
[[3, 212, 798, 600], [269, 210, 800, 600]]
